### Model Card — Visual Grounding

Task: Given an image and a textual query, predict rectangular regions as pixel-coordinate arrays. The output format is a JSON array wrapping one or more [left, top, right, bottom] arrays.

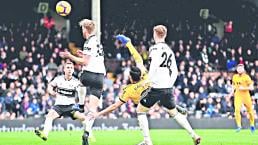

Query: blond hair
[[79, 19, 95, 34], [153, 25, 167, 38]]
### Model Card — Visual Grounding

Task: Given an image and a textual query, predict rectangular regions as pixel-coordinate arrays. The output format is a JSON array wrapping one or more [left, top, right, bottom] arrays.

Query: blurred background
[[0, 0, 257, 121]]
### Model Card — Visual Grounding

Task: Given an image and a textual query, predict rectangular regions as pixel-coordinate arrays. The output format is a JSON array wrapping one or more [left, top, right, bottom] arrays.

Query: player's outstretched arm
[[60, 50, 90, 65], [126, 42, 143, 65], [116, 34, 146, 71], [96, 100, 124, 117]]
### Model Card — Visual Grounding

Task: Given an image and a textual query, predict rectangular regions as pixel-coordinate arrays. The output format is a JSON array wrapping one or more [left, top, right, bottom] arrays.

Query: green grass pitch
[[0, 129, 257, 145]]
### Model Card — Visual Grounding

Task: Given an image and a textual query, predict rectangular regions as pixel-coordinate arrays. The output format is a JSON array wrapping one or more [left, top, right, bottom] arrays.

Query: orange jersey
[[119, 69, 150, 104], [232, 73, 253, 97]]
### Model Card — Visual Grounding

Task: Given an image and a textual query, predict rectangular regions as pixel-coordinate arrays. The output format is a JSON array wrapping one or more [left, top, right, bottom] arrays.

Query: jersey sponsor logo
[[141, 98, 147, 103], [56, 87, 76, 97], [84, 47, 91, 51], [150, 47, 157, 52], [140, 87, 151, 99]]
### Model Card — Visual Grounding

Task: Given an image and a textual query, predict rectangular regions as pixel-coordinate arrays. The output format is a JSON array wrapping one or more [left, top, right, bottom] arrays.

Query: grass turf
[[0, 129, 257, 145]]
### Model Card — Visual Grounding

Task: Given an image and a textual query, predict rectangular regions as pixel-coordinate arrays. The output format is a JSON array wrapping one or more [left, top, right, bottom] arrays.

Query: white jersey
[[148, 42, 178, 88], [49, 75, 80, 105], [82, 35, 106, 74]]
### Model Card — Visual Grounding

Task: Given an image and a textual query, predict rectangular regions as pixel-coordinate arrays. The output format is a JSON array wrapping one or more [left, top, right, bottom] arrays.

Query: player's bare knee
[[88, 95, 100, 110], [136, 104, 149, 113], [78, 117, 86, 122], [46, 110, 59, 119], [46, 113, 55, 120], [73, 111, 85, 121], [91, 89, 102, 100], [168, 108, 178, 117], [88, 106, 98, 113]]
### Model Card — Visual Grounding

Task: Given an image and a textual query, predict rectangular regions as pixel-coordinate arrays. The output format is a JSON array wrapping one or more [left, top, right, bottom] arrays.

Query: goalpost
[[91, 0, 101, 42]]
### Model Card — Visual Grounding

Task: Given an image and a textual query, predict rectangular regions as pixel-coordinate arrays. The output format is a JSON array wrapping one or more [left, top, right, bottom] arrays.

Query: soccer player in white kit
[[35, 59, 89, 141], [60, 19, 105, 145], [136, 25, 201, 145]]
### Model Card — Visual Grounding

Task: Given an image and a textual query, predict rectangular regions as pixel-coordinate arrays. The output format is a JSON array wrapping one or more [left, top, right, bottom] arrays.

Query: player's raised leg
[[161, 91, 201, 145], [234, 96, 242, 132], [35, 109, 60, 141], [167, 108, 201, 145]]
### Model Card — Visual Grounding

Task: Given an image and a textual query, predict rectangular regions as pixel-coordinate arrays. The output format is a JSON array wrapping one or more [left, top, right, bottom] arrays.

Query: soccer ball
[[56, 1, 71, 16]]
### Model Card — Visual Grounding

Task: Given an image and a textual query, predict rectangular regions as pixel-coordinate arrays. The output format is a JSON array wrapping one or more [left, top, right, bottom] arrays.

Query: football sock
[[235, 111, 242, 127], [137, 113, 151, 142], [78, 86, 86, 105], [248, 110, 255, 126], [173, 112, 196, 138], [83, 118, 95, 133], [82, 119, 87, 131], [43, 118, 53, 137]]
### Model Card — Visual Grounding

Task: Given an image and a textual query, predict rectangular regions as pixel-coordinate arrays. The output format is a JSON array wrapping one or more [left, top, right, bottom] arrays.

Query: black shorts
[[80, 70, 104, 99], [52, 105, 78, 120], [140, 88, 176, 110]]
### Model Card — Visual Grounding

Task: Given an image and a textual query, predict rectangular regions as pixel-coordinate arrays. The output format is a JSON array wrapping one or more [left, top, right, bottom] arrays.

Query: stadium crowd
[[0, 19, 257, 120], [0, 0, 257, 120], [0, 21, 67, 119]]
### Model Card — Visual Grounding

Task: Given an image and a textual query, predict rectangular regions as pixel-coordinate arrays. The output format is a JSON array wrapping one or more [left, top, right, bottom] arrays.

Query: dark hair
[[64, 59, 74, 65], [130, 66, 141, 82]]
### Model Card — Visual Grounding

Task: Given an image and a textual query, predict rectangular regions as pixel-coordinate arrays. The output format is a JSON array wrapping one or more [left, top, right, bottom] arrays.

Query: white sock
[[137, 113, 151, 142], [77, 86, 86, 105], [43, 118, 53, 137], [82, 120, 87, 131], [83, 118, 95, 133], [173, 112, 196, 138], [89, 130, 93, 137]]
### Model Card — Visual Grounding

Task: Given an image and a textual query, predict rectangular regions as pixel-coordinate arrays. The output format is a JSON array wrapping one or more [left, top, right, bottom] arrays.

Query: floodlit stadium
[[0, 0, 257, 145]]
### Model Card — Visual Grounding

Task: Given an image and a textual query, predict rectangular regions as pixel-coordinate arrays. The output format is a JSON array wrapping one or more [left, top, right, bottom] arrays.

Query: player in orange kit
[[229, 63, 255, 133]]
